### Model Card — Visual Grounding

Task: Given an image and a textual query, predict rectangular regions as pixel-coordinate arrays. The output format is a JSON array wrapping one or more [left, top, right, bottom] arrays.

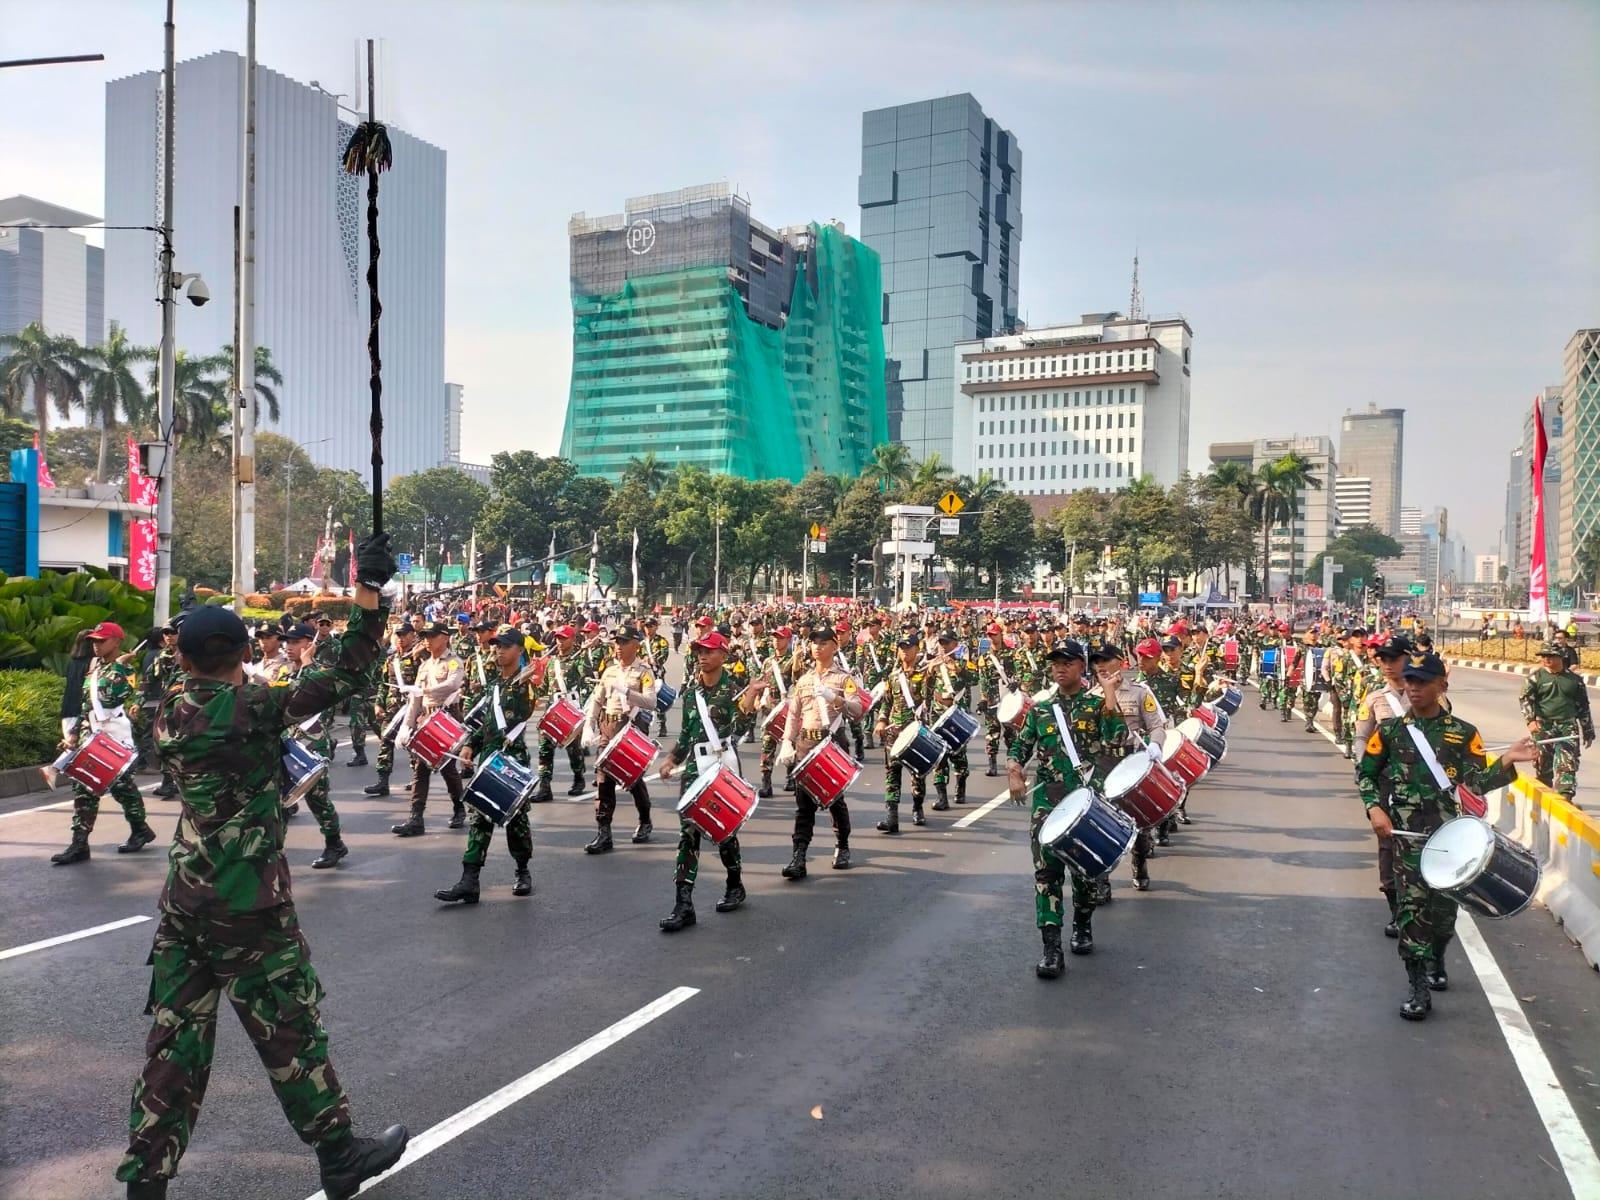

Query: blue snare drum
[[1420, 816, 1540, 919], [656, 682, 678, 715], [1037, 786, 1138, 879], [1177, 716, 1227, 764], [281, 737, 327, 806], [931, 705, 980, 752], [1213, 686, 1243, 715], [464, 751, 537, 825], [1259, 648, 1279, 677], [1200, 704, 1231, 737], [889, 721, 947, 776]]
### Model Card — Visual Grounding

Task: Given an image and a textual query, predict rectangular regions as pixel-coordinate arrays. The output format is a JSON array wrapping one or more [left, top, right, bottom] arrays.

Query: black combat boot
[[1425, 938, 1451, 991], [758, 772, 774, 799], [1069, 909, 1094, 955], [347, 748, 368, 767], [1156, 823, 1172, 847], [50, 832, 90, 865], [1400, 960, 1431, 1021], [783, 771, 796, 793], [447, 802, 466, 829], [781, 844, 808, 880], [955, 776, 967, 805], [852, 729, 865, 759], [154, 775, 178, 798], [1036, 925, 1065, 979], [911, 802, 926, 826], [631, 820, 653, 844], [932, 781, 950, 811], [567, 773, 587, 797], [117, 824, 157, 854], [126, 1179, 167, 1199], [512, 862, 533, 896], [715, 871, 746, 912], [364, 772, 390, 796], [986, 751, 999, 777], [434, 863, 481, 904], [1280, 706, 1291, 722], [283, 801, 300, 817], [584, 825, 614, 855], [311, 837, 348, 869], [1094, 876, 1114, 905], [531, 778, 553, 803], [315, 1125, 410, 1200], [391, 806, 425, 837], [659, 882, 696, 932], [876, 804, 900, 834], [1133, 861, 1151, 891], [832, 844, 851, 870], [1383, 891, 1399, 938]]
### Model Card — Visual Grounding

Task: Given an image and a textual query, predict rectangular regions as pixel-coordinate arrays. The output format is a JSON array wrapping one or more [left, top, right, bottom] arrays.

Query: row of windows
[[966, 347, 1152, 380], [978, 437, 1137, 459], [982, 410, 1136, 435], [978, 387, 1138, 412], [991, 462, 1129, 482]]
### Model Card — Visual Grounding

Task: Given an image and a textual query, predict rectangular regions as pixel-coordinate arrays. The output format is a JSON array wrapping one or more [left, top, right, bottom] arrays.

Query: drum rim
[[890, 722, 931, 756], [996, 692, 1029, 719], [797, 735, 844, 771], [1038, 785, 1094, 838], [1103, 753, 1153, 796], [1420, 815, 1499, 889], [676, 764, 724, 812]]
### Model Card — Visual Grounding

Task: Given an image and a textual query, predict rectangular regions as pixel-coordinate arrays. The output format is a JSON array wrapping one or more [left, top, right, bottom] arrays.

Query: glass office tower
[[859, 94, 1020, 463]]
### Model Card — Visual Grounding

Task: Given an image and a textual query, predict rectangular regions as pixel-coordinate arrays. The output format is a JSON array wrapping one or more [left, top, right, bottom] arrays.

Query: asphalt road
[[1440, 663, 1600, 807], [4, 666, 1599, 1200]]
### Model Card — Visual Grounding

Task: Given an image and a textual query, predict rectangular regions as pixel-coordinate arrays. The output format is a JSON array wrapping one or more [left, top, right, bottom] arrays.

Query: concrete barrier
[[1486, 774, 1600, 970]]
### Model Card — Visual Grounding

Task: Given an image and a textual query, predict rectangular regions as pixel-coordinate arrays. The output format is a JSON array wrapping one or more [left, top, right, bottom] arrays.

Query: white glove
[[61, 717, 77, 740], [582, 724, 601, 751], [1146, 739, 1164, 764], [777, 739, 797, 766], [816, 685, 838, 703]]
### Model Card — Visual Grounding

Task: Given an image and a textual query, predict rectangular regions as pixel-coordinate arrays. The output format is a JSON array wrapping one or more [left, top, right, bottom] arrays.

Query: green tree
[[385, 466, 490, 563], [865, 442, 914, 495], [149, 350, 228, 447], [979, 491, 1037, 594], [78, 323, 154, 481], [0, 322, 84, 439], [214, 342, 284, 425], [1331, 524, 1403, 560]]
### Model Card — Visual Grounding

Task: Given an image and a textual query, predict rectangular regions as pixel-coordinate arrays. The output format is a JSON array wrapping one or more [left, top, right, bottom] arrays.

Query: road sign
[[1349, 577, 1363, 590], [937, 491, 964, 516], [395, 553, 413, 578], [808, 539, 827, 554], [1409, 582, 1427, 596], [809, 523, 822, 539], [1138, 591, 1163, 605], [938, 517, 960, 536]]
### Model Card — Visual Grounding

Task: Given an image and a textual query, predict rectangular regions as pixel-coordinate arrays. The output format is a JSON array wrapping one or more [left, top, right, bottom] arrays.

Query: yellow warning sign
[[938, 491, 965, 516]]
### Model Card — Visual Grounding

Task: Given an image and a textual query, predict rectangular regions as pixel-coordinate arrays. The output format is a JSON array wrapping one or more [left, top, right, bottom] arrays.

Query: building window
[[1129, 411, 1136, 428]]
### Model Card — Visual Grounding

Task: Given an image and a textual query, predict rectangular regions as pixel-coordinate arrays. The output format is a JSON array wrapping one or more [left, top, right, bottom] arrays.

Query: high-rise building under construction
[[559, 183, 886, 483]]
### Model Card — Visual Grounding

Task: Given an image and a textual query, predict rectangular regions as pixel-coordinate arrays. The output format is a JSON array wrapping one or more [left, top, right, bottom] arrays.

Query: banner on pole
[[125, 435, 157, 590], [1529, 393, 1549, 624]]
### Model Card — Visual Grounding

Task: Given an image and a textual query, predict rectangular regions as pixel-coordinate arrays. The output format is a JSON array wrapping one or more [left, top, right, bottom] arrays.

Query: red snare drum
[[1103, 753, 1185, 829], [56, 730, 138, 794], [764, 700, 790, 741], [1222, 638, 1240, 669], [996, 690, 1033, 730], [409, 710, 469, 770], [1160, 728, 1210, 787], [524, 656, 549, 690], [598, 723, 657, 789], [537, 695, 585, 747], [858, 681, 888, 724], [1189, 704, 1220, 728], [677, 763, 759, 843], [793, 736, 861, 809]]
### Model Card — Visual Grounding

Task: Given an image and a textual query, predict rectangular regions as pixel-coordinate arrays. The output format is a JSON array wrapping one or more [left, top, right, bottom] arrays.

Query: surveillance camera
[[186, 277, 211, 307]]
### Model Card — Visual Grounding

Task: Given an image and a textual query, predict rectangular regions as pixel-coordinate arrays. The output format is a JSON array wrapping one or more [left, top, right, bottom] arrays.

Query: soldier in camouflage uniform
[[754, 625, 803, 798], [362, 623, 421, 797], [657, 629, 760, 932], [435, 629, 538, 904], [50, 621, 158, 865], [642, 614, 673, 737], [1008, 642, 1127, 978], [115, 537, 407, 1200], [536, 624, 593, 799], [278, 624, 348, 869], [1133, 636, 1185, 838], [1520, 641, 1595, 799], [874, 633, 931, 832], [976, 623, 1012, 776], [925, 629, 979, 809], [141, 626, 181, 797], [1357, 650, 1533, 1021]]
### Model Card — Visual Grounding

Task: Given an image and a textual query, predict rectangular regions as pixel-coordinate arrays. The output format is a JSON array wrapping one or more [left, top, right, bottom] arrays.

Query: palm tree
[[1248, 453, 1322, 599], [342, 69, 394, 529], [1201, 460, 1255, 594], [214, 343, 284, 425], [866, 442, 914, 494], [1271, 451, 1322, 588], [910, 451, 956, 493], [149, 351, 228, 447], [78, 323, 154, 481], [622, 451, 666, 496], [0, 322, 85, 439]]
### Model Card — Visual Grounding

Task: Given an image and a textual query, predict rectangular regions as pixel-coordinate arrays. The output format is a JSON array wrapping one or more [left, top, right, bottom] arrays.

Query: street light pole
[[152, 0, 177, 627], [231, 0, 258, 609]]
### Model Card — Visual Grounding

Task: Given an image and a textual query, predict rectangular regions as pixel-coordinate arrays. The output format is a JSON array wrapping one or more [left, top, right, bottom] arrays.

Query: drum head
[[1103, 754, 1149, 799], [1176, 717, 1206, 742], [1420, 817, 1497, 890], [1160, 729, 1186, 761], [676, 766, 720, 814], [891, 724, 923, 759], [997, 693, 1025, 724], [1038, 787, 1091, 843], [1031, 687, 1057, 705]]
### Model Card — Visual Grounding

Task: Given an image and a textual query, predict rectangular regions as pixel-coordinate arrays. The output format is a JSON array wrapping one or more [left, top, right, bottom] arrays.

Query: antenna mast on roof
[[1129, 249, 1144, 321]]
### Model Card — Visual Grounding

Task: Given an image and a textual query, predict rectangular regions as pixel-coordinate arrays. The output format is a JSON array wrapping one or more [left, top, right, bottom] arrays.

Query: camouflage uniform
[[1009, 685, 1126, 929], [977, 644, 1013, 768], [644, 630, 673, 736], [373, 642, 423, 783], [1519, 666, 1594, 799], [69, 657, 149, 839], [536, 647, 591, 792], [925, 656, 979, 805], [877, 663, 930, 826], [1255, 635, 1283, 708], [277, 663, 341, 843], [756, 644, 804, 793], [1356, 712, 1515, 966], [462, 673, 536, 869], [667, 668, 755, 889], [116, 605, 384, 1185]]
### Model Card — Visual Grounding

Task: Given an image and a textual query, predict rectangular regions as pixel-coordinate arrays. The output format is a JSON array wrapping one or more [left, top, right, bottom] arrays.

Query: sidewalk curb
[[0, 765, 52, 801], [1444, 656, 1600, 689]]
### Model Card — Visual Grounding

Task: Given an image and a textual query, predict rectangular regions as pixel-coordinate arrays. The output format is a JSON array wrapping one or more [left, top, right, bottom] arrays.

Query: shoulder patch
[[1143, 694, 1157, 713], [1365, 729, 1384, 756], [1468, 731, 1485, 756]]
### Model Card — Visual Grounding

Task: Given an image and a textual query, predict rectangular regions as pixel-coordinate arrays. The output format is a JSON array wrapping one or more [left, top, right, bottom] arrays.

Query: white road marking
[[1456, 916, 1600, 1197], [0, 799, 72, 820], [952, 791, 1012, 828], [1254, 682, 1600, 1192], [303, 985, 700, 1200], [0, 914, 151, 962]]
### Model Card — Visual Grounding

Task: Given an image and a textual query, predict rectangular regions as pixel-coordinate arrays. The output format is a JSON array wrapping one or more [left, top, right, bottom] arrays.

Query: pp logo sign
[[625, 218, 656, 256]]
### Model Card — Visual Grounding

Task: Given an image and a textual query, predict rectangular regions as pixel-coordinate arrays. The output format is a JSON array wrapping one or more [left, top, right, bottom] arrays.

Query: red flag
[[33, 433, 55, 489], [1529, 394, 1549, 624], [347, 528, 356, 588]]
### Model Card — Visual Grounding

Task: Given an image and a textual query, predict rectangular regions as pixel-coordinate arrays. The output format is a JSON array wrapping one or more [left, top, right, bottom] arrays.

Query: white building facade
[[951, 312, 1191, 494], [1333, 475, 1370, 532], [104, 51, 447, 479], [0, 196, 105, 345]]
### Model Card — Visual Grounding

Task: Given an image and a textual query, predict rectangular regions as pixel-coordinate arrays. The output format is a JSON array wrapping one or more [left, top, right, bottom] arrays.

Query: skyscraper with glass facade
[[1337, 405, 1404, 536], [1557, 328, 1600, 585], [859, 94, 1020, 463]]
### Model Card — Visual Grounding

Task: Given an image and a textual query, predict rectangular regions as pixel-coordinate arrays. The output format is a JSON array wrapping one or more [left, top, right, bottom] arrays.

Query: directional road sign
[[938, 517, 960, 536], [1409, 582, 1427, 596], [937, 491, 964, 516], [395, 553, 413, 578]]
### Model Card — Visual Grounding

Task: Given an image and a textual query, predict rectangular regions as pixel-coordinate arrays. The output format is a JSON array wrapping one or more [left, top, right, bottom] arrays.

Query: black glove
[[355, 532, 398, 590]]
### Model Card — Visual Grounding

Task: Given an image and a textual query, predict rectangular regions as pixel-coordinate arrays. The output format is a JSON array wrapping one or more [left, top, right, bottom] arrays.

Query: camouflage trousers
[[932, 742, 969, 787], [672, 776, 741, 887], [882, 737, 927, 811], [374, 708, 406, 778], [346, 692, 378, 754], [72, 773, 146, 836], [1028, 787, 1096, 928], [1297, 687, 1320, 723], [115, 905, 350, 1183], [463, 747, 533, 867], [293, 775, 341, 841], [1535, 717, 1582, 798], [1392, 807, 1457, 962], [537, 734, 585, 784]]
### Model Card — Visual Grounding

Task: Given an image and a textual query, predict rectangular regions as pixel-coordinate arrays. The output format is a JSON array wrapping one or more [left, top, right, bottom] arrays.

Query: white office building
[[1475, 553, 1502, 584], [1333, 475, 1370, 532], [104, 51, 447, 479], [0, 196, 104, 345], [951, 311, 1191, 493], [1400, 506, 1422, 535]]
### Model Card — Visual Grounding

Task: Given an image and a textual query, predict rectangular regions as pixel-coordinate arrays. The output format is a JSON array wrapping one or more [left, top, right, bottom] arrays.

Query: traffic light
[[1370, 574, 1385, 600]]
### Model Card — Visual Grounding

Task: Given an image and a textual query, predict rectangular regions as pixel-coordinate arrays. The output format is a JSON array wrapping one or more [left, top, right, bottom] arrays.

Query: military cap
[[283, 623, 316, 642], [612, 626, 643, 643], [1537, 640, 1566, 657], [1047, 640, 1088, 664], [936, 628, 960, 644], [1160, 635, 1182, 651], [895, 633, 919, 649], [177, 606, 250, 656], [490, 629, 524, 647], [1374, 635, 1413, 658], [256, 624, 281, 640], [418, 622, 452, 638], [1134, 636, 1162, 659], [810, 626, 839, 643], [1400, 650, 1448, 680], [1087, 642, 1123, 663]]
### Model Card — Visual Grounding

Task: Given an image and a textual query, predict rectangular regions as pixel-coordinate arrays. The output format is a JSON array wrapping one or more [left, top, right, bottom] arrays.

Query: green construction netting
[[560, 222, 887, 482]]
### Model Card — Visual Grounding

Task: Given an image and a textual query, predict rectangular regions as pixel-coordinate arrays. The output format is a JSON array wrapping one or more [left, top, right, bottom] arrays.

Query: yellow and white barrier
[[1485, 775, 1600, 970]]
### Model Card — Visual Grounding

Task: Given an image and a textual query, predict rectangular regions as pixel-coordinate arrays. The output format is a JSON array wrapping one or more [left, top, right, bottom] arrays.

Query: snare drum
[[1103, 753, 1184, 829], [1199, 705, 1231, 737], [1260, 648, 1279, 677], [1213, 686, 1243, 715], [54, 730, 138, 794], [1222, 638, 1240, 669], [409, 710, 469, 770], [281, 736, 328, 806], [889, 722, 946, 776], [677, 763, 760, 843], [793, 736, 861, 808], [858, 681, 889, 724], [655, 682, 679, 715], [1189, 704, 1220, 728], [1176, 717, 1226, 764], [764, 700, 790, 741], [1036, 786, 1138, 879], [537, 695, 585, 747], [1160, 728, 1210, 787], [1419, 816, 1540, 919], [464, 751, 537, 825], [597, 723, 657, 789], [996, 690, 1033, 731], [1456, 785, 1488, 819], [931, 705, 980, 752]]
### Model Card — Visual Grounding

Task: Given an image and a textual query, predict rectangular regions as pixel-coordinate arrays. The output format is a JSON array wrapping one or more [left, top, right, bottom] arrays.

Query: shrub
[[0, 570, 162, 674], [0, 669, 66, 770], [193, 586, 219, 598], [245, 592, 273, 609]]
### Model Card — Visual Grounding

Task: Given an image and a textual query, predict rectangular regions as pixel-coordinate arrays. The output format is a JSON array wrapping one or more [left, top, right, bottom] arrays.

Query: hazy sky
[[5, 0, 1597, 555]]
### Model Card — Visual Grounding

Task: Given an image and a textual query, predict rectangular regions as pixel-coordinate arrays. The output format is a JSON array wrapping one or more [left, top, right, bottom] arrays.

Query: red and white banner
[[1529, 394, 1549, 623], [347, 528, 356, 589], [33, 433, 56, 489], [125, 436, 158, 590]]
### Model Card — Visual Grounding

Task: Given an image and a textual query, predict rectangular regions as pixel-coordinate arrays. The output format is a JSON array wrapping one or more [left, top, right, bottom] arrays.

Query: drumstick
[[1483, 734, 1578, 751]]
